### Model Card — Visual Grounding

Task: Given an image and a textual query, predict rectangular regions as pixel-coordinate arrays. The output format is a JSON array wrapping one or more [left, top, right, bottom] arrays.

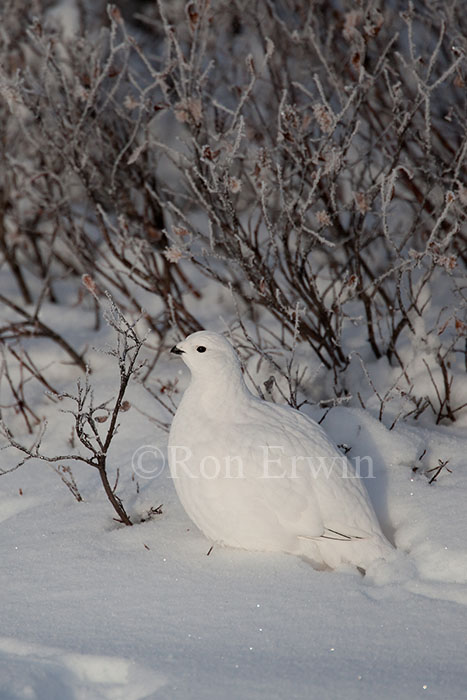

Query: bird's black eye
[[196, 346, 207, 353]]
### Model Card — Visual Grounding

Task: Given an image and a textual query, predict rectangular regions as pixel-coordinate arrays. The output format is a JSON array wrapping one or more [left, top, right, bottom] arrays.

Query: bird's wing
[[236, 399, 383, 541]]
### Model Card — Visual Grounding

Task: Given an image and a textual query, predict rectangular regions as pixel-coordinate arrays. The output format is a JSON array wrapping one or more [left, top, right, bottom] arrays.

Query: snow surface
[[1, 300, 467, 700]]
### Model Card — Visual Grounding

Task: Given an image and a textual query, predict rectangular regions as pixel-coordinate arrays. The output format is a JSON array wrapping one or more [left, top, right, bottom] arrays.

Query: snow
[[1, 0, 466, 693], [1, 301, 467, 700], [0, 637, 165, 700], [1, 461, 467, 700]]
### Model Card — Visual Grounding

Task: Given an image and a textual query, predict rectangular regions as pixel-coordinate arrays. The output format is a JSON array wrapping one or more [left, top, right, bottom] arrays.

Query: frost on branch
[[0, 0, 465, 428], [1, 294, 147, 526]]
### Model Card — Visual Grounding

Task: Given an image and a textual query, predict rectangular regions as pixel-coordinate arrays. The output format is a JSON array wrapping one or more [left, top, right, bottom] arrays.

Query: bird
[[168, 330, 393, 571]]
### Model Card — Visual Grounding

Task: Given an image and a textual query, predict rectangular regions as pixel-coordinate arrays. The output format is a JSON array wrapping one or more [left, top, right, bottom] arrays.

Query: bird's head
[[170, 331, 243, 381]]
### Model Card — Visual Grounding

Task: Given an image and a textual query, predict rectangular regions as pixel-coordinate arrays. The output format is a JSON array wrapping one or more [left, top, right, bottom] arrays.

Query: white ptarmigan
[[168, 331, 393, 570]]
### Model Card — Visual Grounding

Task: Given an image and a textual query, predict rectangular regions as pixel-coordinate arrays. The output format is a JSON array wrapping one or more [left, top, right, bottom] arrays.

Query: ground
[[1, 307, 467, 700]]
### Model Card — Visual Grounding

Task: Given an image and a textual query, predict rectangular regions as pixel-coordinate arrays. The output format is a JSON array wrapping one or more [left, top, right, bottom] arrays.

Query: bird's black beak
[[171, 345, 184, 355]]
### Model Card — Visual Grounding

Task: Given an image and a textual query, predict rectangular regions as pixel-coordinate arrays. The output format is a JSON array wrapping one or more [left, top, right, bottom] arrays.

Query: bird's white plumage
[[168, 331, 393, 570]]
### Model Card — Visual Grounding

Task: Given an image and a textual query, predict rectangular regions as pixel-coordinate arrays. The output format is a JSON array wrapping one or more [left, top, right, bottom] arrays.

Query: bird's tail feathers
[[299, 526, 371, 542]]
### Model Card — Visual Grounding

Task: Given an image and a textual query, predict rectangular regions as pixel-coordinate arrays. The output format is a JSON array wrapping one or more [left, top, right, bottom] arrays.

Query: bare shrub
[[0, 0, 465, 432], [1, 293, 147, 525]]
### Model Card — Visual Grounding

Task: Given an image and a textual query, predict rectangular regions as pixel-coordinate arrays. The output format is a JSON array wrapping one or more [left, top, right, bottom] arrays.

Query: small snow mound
[[0, 637, 167, 700], [412, 543, 467, 585], [320, 406, 424, 471], [364, 550, 418, 587]]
